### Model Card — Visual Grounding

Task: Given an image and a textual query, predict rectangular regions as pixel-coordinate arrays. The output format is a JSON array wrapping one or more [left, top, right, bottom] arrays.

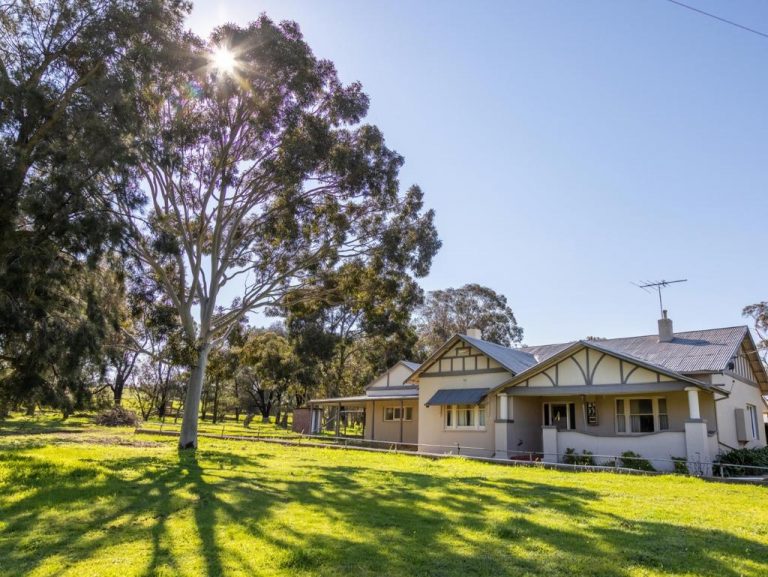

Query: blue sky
[[189, 0, 768, 345]]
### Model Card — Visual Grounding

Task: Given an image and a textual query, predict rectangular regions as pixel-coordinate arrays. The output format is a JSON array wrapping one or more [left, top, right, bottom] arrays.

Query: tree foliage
[[743, 302, 768, 365], [114, 17, 439, 447], [0, 0, 189, 411], [415, 283, 523, 354]]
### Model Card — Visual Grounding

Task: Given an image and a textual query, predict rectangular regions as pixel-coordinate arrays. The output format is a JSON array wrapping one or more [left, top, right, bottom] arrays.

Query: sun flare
[[212, 46, 236, 75]]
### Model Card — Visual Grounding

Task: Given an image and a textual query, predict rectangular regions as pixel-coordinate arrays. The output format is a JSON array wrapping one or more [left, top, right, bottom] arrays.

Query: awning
[[425, 388, 489, 407], [308, 394, 418, 405]]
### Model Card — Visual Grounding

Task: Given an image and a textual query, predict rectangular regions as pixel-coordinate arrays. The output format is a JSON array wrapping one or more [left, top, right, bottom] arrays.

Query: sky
[[188, 0, 768, 346]]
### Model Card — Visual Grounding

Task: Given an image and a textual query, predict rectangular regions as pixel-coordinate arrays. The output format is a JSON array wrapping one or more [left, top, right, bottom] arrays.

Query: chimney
[[466, 327, 482, 339], [658, 310, 674, 342]]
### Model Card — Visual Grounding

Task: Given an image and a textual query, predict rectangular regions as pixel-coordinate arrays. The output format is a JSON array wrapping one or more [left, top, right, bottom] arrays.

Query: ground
[[0, 415, 767, 577]]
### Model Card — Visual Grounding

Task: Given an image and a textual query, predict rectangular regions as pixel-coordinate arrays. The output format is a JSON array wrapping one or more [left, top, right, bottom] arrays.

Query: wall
[[366, 363, 415, 391], [508, 396, 541, 454], [711, 373, 767, 450], [418, 371, 510, 457], [364, 399, 418, 444], [556, 430, 686, 471]]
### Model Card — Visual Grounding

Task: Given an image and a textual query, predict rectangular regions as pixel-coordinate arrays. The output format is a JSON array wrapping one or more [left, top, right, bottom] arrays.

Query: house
[[309, 313, 768, 471], [307, 360, 421, 444]]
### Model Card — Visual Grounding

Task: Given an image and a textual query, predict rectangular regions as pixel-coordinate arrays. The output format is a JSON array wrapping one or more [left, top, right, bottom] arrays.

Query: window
[[747, 404, 759, 439], [444, 404, 486, 430], [543, 403, 576, 431], [615, 398, 669, 434], [384, 406, 413, 422]]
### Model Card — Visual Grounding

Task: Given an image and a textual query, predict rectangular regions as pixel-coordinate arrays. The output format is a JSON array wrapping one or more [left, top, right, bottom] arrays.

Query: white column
[[542, 426, 558, 463], [498, 393, 508, 420], [685, 387, 701, 420]]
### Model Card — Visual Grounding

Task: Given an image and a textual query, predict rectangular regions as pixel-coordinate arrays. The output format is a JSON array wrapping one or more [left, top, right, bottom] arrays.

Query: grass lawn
[[1, 415, 767, 577]]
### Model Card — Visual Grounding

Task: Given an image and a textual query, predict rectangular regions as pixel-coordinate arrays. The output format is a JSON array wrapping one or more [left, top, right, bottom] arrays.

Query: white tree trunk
[[178, 343, 212, 449]]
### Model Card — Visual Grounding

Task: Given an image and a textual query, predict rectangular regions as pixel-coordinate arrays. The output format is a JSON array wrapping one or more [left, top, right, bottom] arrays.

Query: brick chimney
[[658, 310, 674, 343], [466, 327, 482, 339]]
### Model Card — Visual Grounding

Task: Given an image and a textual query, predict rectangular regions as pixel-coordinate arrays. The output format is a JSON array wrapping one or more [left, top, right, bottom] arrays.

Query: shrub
[[95, 406, 140, 427], [618, 451, 655, 472], [671, 456, 688, 475], [562, 448, 596, 466], [713, 446, 768, 477]]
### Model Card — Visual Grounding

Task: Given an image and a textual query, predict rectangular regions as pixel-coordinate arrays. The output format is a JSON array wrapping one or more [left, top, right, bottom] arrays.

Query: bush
[[618, 451, 655, 472], [562, 448, 596, 466], [671, 456, 689, 474], [94, 406, 140, 427], [713, 446, 768, 477]]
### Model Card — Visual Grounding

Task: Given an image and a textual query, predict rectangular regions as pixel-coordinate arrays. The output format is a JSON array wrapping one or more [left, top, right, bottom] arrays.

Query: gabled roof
[[364, 360, 421, 390], [519, 326, 759, 377], [492, 340, 723, 395], [407, 333, 536, 383]]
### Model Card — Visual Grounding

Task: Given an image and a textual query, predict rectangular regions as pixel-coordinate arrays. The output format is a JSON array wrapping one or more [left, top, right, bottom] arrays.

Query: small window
[[658, 398, 669, 431], [385, 406, 412, 422], [747, 404, 759, 439], [616, 400, 626, 433]]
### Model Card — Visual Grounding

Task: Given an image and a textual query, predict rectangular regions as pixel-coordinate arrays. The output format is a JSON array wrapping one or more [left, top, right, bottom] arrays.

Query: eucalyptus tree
[[415, 284, 524, 354], [115, 18, 440, 448]]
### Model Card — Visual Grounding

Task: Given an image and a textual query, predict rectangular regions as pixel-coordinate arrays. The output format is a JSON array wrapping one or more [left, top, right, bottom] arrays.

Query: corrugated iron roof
[[589, 326, 747, 374], [425, 388, 490, 406], [460, 334, 539, 374], [401, 360, 421, 371]]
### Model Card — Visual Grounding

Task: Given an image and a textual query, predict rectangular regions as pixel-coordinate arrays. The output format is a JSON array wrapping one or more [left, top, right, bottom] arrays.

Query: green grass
[[1, 414, 767, 577]]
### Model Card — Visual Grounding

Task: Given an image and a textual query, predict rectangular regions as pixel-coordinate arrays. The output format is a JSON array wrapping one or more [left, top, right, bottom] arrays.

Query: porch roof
[[425, 388, 490, 406], [503, 382, 693, 397], [308, 394, 418, 405]]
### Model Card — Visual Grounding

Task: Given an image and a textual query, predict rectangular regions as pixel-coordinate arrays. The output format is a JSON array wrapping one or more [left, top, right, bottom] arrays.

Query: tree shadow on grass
[[0, 444, 766, 577]]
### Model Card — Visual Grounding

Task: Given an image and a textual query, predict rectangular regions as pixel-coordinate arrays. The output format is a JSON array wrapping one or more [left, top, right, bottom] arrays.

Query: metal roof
[[459, 334, 538, 374], [519, 327, 750, 375], [401, 360, 421, 371], [309, 394, 418, 405], [425, 388, 490, 406]]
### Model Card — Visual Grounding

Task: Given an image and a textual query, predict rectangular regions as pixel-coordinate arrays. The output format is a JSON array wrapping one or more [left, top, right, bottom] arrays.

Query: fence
[[135, 422, 768, 480]]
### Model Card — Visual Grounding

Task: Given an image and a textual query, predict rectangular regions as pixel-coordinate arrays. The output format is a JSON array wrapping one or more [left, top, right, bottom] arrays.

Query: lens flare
[[212, 46, 236, 75]]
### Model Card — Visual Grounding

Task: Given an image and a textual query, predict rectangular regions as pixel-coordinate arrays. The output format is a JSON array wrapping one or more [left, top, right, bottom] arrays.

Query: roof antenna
[[632, 279, 688, 316]]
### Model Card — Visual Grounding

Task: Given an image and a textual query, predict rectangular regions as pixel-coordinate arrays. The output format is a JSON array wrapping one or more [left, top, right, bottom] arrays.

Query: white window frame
[[615, 397, 669, 435], [542, 402, 576, 430], [384, 405, 413, 422], [747, 404, 759, 439], [444, 404, 486, 431]]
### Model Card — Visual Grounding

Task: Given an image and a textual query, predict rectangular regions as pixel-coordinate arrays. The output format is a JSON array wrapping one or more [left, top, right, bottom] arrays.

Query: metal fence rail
[[134, 422, 768, 480]]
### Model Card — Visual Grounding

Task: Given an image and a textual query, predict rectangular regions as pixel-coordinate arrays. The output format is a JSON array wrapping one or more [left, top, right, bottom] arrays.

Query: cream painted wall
[[418, 370, 510, 457], [711, 373, 767, 450], [363, 399, 418, 444], [367, 363, 415, 390], [524, 348, 676, 388]]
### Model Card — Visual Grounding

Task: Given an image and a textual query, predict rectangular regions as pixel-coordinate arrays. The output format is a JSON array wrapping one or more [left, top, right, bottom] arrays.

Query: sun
[[212, 46, 237, 75]]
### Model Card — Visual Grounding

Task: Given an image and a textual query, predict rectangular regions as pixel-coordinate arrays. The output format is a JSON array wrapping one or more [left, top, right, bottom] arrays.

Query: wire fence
[[135, 422, 768, 480]]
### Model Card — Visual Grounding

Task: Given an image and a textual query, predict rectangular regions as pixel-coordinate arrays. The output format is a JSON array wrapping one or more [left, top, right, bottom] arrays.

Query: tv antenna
[[633, 279, 688, 316]]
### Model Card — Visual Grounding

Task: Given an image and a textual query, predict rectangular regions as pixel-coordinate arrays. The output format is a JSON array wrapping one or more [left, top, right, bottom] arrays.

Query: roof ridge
[[522, 325, 748, 349]]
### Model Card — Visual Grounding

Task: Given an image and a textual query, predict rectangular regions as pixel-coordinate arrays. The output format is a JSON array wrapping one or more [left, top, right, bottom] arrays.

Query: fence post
[[456, 442, 461, 455]]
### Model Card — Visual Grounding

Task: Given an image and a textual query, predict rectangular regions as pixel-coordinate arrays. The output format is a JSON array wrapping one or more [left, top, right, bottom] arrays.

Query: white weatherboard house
[[310, 314, 768, 471]]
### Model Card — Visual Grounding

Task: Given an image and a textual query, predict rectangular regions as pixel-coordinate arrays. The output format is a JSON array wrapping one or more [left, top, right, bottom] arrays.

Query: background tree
[[236, 330, 298, 424], [0, 0, 188, 411], [743, 302, 768, 365], [114, 17, 439, 448], [415, 283, 523, 355], [279, 260, 424, 399]]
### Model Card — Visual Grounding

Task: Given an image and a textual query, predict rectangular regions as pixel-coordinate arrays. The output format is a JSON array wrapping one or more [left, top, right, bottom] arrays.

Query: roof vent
[[466, 327, 482, 339], [658, 310, 674, 343]]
